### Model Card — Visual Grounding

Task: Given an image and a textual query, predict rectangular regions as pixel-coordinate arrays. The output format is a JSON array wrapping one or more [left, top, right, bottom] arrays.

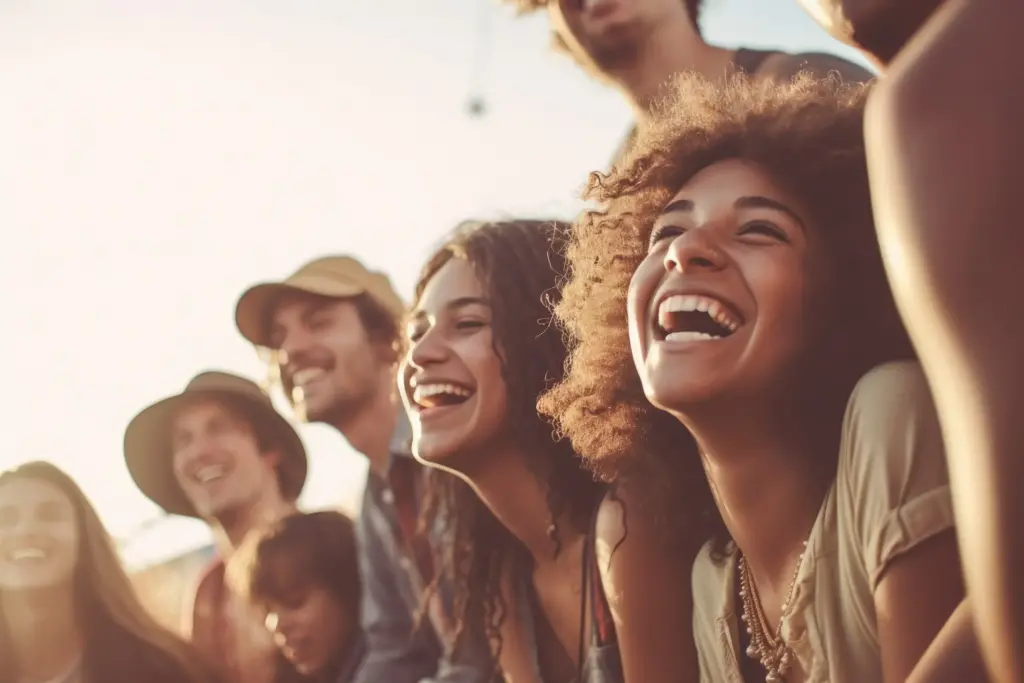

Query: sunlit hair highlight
[[0, 461, 215, 683]]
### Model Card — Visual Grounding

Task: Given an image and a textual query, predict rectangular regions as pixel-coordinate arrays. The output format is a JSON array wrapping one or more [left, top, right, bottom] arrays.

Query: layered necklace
[[737, 541, 807, 683]]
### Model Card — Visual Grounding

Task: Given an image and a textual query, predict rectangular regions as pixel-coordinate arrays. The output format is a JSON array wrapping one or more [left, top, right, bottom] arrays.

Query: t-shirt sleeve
[[838, 361, 955, 591]]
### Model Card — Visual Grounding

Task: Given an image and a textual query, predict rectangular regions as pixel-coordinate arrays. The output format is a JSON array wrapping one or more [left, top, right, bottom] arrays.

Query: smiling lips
[[290, 367, 327, 389], [5, 547, 48, 563], [192, 463, 227, 485], [657, 294, 742, 342], [411, 382, 473, 411]]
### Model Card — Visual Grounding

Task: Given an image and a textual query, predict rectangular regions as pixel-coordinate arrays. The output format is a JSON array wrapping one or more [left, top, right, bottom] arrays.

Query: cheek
[[748, 257, 814, 350], [627, 257, 662, 347], [170, 453, 192, 488], [52, 524, 79, 575]]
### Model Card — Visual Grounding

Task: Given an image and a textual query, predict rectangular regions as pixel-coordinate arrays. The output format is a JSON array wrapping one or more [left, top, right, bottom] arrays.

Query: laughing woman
[[0, 461, 217, 683], [398, 220, 621, 683], [541, 74, 964, 683]]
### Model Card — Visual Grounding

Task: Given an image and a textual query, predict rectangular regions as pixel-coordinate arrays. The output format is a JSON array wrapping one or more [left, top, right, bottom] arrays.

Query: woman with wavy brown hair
[[541, 73, 971, 683], [397, 220, 618, 683], [0, 461, 218, 683]]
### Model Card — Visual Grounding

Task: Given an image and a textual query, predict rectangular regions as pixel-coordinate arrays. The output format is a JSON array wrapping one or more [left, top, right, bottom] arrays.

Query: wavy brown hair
[[539, 73, 914, 556], [0, 461, 217, 683], [412, 220, 604, 659]]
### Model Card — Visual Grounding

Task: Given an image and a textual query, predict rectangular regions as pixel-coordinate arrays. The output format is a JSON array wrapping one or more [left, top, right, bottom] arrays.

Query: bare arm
[[907, 599, 990, 683], [865, 1, 1024, 680], [874, 530, 965, 682], [595, 488, 701, 683]]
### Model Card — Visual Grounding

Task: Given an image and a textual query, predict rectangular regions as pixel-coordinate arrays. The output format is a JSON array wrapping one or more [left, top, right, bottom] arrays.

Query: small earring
[[546, 523, 557, 542]]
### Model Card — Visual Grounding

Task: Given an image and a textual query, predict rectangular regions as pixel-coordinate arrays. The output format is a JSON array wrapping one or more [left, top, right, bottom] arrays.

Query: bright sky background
[[0, 0, 866, 569]]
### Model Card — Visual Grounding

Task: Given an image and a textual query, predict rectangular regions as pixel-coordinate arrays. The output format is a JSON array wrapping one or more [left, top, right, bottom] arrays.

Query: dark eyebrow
[[734, 195, 806, 232], [410, 296, 491, 319]]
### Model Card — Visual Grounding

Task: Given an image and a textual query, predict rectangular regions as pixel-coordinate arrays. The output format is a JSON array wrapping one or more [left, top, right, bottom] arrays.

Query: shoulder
[[841, 360, 938, 459], [761, 50, 877, 83], [837, 362, 954, 583]]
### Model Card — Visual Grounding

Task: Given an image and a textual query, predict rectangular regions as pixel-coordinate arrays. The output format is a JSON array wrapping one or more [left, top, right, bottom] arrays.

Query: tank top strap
[[584, 504, 616, 648]]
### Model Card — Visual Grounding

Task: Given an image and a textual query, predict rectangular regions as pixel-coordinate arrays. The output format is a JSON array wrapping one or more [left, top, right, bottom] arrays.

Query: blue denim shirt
[[353, 415, 493, 683]]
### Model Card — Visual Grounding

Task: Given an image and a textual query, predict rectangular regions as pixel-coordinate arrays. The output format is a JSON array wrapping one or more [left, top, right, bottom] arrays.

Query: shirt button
[[382, 489, 394, 505]]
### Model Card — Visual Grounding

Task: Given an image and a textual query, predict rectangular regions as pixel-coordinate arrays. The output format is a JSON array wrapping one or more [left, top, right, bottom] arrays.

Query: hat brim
[[235, 279, 364, 348], [124, 388, 307, 518]]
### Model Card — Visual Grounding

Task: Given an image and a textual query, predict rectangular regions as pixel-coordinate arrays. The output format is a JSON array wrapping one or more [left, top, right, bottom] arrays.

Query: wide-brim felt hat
[[124, 371, 307, 518], [234, 255, 405, 349]]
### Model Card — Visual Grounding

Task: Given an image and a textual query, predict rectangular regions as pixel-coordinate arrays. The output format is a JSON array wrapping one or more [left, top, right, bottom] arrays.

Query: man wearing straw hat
[[234, 256, 490, 683], [124, 370, 308, 683]]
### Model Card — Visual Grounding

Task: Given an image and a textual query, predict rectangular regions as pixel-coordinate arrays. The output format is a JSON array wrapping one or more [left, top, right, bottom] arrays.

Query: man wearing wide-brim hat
[[125, 370, 307, 683], [235, 255, 490, 683]]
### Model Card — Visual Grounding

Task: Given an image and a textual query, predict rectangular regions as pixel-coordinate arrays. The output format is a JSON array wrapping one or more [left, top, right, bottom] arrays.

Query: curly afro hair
[[411, 219, 605, 660], [539, 72, 914, 555]]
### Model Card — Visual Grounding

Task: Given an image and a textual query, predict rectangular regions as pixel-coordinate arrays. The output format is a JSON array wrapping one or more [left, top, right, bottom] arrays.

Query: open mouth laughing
[[5, 546, 49, 564], [655, 293, 743, 343], [191, 463, 229, 485], [290, 367, 329, 390], [410, 380, 474, 416]]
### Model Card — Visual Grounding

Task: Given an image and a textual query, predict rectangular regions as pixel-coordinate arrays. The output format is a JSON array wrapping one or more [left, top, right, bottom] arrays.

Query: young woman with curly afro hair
[[398, 220, 620, 683], [540, 73, 972, 683]]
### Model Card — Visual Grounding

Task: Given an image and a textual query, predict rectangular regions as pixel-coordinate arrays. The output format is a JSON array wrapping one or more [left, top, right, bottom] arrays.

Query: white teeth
[[412, 383, 472, 406], [291, 367, 327, 388], [195, 464, 226, 484], [657, 294, 741, 333], [9, 548, 46, 562], [664, 331, 717, 343]]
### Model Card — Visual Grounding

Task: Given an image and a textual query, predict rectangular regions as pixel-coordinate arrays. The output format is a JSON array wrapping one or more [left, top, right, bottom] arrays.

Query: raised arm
[[864, 2, 1024, 680]]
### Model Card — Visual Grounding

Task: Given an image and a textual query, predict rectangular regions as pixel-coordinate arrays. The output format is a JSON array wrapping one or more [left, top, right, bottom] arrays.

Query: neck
[[684, 399, 830, 586], [212, 495, 296, 555], [3, 584, 84, 683], [608, 21, 735, 124], [332, 370, 398, 478], [464, 443, 585, 565]]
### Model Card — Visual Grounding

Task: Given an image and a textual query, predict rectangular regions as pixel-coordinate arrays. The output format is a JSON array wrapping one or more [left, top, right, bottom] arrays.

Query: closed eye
[[739, 220, 790, 243], [406, 322, 427, 343], [455, 319, 486, 331], [648, 224, 684, 250]]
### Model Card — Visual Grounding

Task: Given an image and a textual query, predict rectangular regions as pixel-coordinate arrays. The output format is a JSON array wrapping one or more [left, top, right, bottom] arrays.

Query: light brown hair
[[0, 461, 216, 683]]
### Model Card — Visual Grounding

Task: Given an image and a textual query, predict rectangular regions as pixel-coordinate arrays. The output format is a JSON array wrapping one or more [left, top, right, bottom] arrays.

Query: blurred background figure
[[0, 461, 217, 683], [124, 371, 308, 683], [230, 510, 365, 683], [503, 0, 872, 160]]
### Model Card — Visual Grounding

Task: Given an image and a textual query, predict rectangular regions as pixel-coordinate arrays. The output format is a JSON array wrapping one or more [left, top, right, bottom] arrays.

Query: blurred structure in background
[[131, 543, 216, 631]]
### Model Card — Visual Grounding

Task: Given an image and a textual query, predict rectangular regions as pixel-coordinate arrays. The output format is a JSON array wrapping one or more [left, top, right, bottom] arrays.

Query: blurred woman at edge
[[0, 460, 218, 683]]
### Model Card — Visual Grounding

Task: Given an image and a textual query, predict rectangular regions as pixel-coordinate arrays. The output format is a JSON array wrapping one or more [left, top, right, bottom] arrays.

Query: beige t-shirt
[[692, 361, 955, 683]]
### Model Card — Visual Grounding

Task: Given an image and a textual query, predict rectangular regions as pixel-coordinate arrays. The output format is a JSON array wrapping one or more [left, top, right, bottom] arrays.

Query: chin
[[412, 435, 465, 469], [646, 377, 727, 415]]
